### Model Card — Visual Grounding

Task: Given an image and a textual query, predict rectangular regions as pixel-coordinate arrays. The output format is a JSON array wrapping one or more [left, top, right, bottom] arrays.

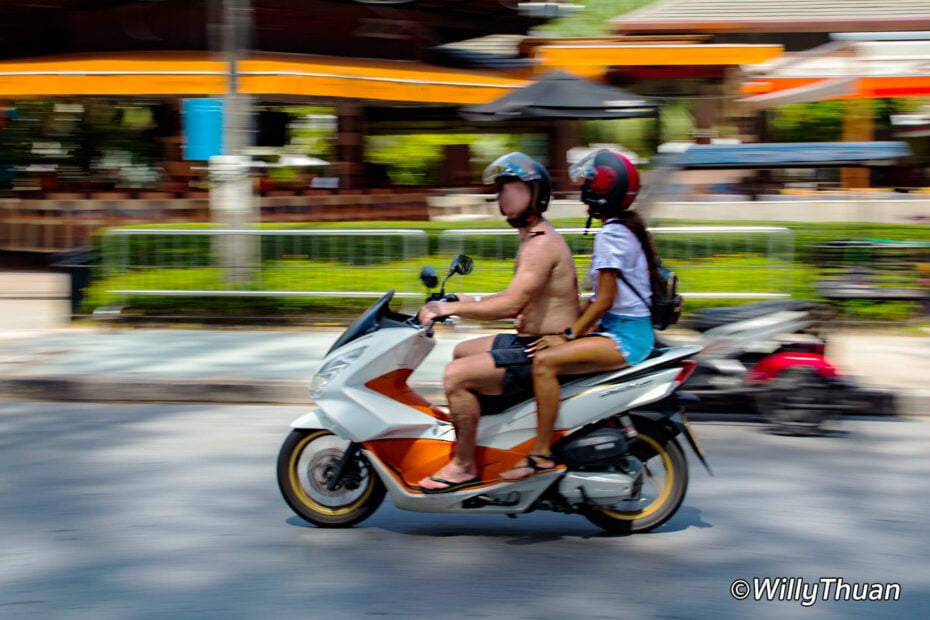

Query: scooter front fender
[[290, 407, 332, 431]]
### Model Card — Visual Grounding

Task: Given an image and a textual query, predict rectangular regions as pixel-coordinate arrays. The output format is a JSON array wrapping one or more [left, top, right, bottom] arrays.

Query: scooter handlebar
[[415, 293, 459, 334]]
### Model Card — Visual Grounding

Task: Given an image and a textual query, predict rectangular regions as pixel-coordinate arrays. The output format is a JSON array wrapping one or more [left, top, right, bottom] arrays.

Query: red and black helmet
[[570, 149, 640, 218]]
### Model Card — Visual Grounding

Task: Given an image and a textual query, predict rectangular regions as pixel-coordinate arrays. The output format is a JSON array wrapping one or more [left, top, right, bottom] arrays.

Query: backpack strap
[[615, 269, 651, 312]]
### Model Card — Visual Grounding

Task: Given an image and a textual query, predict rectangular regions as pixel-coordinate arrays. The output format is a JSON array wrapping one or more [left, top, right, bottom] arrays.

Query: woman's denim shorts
[[589, 312, 655, 365]]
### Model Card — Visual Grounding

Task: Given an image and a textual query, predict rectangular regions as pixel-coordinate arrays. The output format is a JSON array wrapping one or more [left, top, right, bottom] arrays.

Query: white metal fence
[[100, 228, 431, 300], [437, 226, 795, 300], [97, 225, 795, 309]]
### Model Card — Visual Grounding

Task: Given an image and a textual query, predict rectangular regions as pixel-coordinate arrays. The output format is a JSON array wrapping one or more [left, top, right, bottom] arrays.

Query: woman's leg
[[502, 337, 628, 481]]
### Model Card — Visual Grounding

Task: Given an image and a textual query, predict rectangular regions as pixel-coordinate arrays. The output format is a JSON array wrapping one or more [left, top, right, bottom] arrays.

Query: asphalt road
[[1, 402, 928, 620]]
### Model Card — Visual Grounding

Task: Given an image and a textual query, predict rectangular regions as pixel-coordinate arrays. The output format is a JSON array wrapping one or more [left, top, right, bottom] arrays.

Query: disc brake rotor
[[306, 448, 350, 497]]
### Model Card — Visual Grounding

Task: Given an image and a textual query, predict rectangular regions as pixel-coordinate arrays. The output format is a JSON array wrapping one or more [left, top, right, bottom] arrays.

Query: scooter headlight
[[309, 347, 366, 399]]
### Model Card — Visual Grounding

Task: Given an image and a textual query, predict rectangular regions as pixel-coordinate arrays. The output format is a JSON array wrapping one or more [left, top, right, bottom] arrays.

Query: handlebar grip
[[425, 293, 459, 302]]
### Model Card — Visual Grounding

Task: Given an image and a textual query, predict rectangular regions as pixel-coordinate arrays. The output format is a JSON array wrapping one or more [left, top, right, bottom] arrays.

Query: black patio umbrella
[[460, 70, 659, 121]]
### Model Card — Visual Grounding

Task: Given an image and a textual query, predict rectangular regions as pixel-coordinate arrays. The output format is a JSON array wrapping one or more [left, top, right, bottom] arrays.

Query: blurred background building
[[0, 0, 928, 253]]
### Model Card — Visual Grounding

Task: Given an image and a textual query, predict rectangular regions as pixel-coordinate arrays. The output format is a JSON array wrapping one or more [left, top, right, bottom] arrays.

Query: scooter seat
[[480, 348, 673, 416], [687, 300, 817, 332]]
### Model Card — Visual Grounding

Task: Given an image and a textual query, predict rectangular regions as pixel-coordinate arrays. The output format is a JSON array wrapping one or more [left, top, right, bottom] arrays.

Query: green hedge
[[86, 219, 930, 322], [97, 219, 930, 266]]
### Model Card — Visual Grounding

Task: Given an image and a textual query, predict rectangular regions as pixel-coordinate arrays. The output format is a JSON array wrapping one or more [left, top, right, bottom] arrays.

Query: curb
[[0, 374, 450, 406], [0, 375, 312, 405], [2, 374, 928, 416]]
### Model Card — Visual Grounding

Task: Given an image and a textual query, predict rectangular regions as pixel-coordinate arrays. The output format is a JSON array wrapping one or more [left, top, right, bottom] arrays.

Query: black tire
[[583, 424, 689, 534], [756, 366, 834, 435], [277, 429, 385, 528]]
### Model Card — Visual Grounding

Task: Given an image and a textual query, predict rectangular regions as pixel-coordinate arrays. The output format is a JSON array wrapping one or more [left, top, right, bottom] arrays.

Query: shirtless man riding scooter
[[416, 152, 579, 493]]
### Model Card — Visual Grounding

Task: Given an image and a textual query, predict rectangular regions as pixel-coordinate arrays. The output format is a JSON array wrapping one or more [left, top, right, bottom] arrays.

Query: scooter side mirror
[[449, 254, 474, 276], [419, 265, 439, 289]]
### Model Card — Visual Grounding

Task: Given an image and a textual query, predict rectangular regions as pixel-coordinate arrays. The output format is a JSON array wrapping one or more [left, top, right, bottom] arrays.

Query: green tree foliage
[[534, 0, 655, 37], [359, 2, 662, 180], [767, 98, 922, 143], [767, 101, 846, 142], [286, 106, 336, 160], [365, 134, 548, 186]]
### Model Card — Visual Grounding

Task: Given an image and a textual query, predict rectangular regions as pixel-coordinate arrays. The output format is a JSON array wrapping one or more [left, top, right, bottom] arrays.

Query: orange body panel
[[364, 368, 567, 491], [363, 436, 564, 491], [365, 369, 449, 421]]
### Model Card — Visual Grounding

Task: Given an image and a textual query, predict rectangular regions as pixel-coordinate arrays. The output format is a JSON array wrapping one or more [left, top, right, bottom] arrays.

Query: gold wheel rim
[[599, 433, 673, 521], [288, 431, 374, 517]]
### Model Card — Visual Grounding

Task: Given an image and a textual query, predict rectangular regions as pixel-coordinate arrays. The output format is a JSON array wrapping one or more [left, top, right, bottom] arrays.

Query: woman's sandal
[[500, 454, 558, 482]]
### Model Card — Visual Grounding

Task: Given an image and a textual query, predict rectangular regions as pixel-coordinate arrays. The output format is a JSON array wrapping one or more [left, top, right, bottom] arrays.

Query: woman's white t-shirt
[[589, 221, 651, 318]]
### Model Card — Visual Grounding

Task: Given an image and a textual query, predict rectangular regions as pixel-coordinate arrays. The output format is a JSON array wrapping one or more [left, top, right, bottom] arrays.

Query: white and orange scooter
[[277, 255, 709, 533]]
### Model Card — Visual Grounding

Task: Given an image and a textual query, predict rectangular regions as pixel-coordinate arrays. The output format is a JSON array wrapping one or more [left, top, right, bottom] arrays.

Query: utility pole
[[211, 0, 256, 285]]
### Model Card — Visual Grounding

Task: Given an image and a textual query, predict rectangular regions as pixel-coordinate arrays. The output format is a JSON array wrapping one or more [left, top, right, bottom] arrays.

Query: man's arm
[[427, 240, 553, 322], [448, 293, 488, 303]]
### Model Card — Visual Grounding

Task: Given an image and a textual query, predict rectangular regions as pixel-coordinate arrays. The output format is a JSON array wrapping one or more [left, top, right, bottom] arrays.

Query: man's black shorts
[[478, 333, 537, 415]]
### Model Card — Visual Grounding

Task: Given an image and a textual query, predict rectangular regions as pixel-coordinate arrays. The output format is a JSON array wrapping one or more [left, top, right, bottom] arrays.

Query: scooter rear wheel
[[582, 425, 688, 534], [277, 429, 385, 528]]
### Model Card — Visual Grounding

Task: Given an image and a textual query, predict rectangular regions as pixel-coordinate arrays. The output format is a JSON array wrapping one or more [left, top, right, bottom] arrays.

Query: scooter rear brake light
[[674, 360, 698, 386]]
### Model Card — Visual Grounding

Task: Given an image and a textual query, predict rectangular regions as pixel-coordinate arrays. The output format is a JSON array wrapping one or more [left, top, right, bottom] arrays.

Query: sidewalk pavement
[[1, 272, 929, 413]]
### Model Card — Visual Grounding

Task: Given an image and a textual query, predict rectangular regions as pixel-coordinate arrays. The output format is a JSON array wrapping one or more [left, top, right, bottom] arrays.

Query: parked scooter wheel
[[277, 429, 386, 528], [582, 424, 688, 534], [756, 365, 834, 435]]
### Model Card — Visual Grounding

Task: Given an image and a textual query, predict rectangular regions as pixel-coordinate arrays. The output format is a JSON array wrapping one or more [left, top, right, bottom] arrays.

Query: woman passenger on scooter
[[501, 149, 660, 481]]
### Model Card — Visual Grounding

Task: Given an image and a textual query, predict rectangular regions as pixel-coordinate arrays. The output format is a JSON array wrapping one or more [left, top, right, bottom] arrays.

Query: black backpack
[[617, 259, 682, 331]]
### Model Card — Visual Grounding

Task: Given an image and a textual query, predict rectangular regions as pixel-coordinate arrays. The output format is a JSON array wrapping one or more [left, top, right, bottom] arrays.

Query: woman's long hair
[[614, 210, 662, 295]]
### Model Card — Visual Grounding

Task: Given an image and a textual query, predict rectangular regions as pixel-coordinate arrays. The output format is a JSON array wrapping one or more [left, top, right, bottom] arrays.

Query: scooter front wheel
[[582, 424, 688, 534], [277, 429, 385, 528]]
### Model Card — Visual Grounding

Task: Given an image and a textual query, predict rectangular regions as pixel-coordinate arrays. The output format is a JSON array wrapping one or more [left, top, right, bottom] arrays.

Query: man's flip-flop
[[419, 477, 482, 494], [500, 454, 558, 482]]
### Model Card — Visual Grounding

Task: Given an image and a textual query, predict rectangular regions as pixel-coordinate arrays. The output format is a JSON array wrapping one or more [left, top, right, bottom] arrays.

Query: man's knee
[[444, 359, 475, 393], [444, 356, 503, 397], [443, 363, 460, 392], [452, 341, 471, 360]]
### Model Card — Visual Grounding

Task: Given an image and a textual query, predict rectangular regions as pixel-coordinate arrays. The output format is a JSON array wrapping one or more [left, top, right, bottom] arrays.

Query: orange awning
[[738, 78, 858, 111], [0, 52, 528, 104], [535, 43, 784, 79], [0, 53, 226, 96], [740, 75, 930, 103], [238, 54, 527, 104], [737, 40, 930, 105]]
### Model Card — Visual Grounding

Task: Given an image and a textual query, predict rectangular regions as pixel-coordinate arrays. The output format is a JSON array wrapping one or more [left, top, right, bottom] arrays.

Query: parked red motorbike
[[657, 300, 895, 434]]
